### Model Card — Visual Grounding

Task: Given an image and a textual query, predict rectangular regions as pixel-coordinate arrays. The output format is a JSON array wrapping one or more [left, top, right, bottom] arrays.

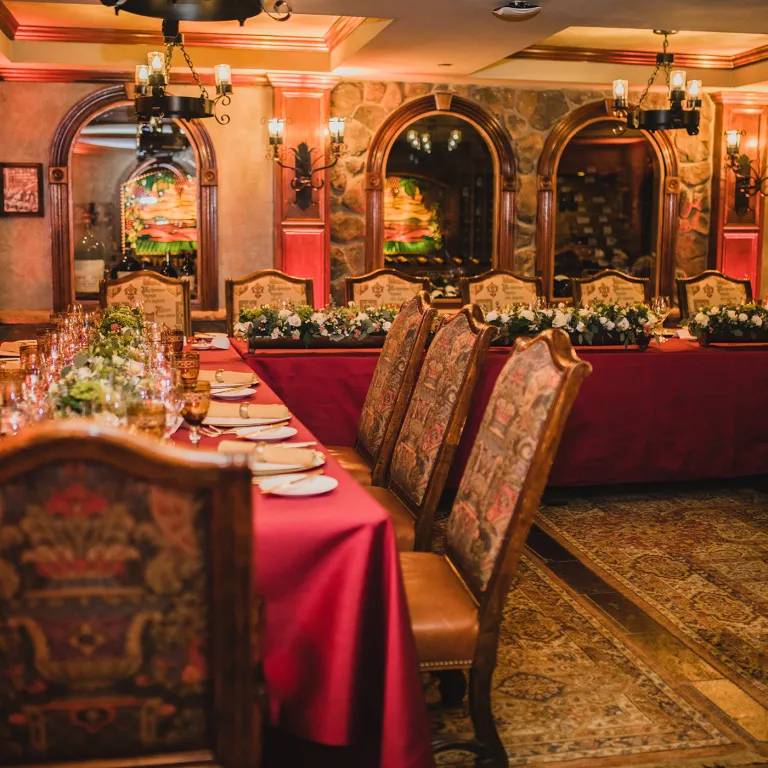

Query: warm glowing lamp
[[686, 79, 702, 107], [612, 79, 628, 109], [214, 64, 232, 95], [328, 117, 346, 145], [669, 69, 686, 96], [725, 129, 743, 156]]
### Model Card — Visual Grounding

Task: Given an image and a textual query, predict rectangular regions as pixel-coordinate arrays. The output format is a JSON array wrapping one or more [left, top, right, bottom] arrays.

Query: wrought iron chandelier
[[611, 30, 702, 136], [101, 0, 292, 124]]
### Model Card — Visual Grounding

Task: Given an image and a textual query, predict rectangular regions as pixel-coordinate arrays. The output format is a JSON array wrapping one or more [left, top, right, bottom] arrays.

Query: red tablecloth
[[173, 346, 434, 768], [233, 339, 768, 487]]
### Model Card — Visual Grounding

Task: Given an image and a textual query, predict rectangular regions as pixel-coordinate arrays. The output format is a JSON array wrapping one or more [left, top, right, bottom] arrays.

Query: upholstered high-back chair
[[573, 269, 649, 306], [327, 292, 437, 487], [399, 330, 591, 767], [100, 273, 191, 336], [677, 270, 752, 317], [225, 270, 314, 335], [459, 269, 541, 310], [0, 422, 261, 768], [366, 306, 495, 552], [344, 269, 430, 309]]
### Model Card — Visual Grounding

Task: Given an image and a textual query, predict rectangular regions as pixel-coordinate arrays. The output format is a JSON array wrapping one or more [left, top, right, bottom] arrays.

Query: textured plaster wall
[[329, 81, 714, 302], [0, 82, 274, 312]]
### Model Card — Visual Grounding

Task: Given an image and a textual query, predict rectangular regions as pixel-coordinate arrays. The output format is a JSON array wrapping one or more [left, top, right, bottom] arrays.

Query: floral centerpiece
[[99, 305, 144, 336], [485, 302, 658, 349], [236, 304, 398, 349], [686, 303, 768, 346]]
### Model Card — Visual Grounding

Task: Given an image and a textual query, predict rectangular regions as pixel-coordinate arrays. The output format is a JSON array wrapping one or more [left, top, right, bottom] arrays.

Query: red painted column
[[710, 92, 768, 297], [269, 74, 338, 308]]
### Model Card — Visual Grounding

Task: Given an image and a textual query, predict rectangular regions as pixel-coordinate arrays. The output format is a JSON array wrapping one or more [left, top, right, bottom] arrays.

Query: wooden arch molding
[[49, 85, 219, 311], [536, 100, 680, 301], [364, 92, 516, 273]]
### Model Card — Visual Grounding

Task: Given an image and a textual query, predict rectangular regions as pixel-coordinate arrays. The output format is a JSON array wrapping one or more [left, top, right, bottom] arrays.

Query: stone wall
[[329, 81, 713, 302]]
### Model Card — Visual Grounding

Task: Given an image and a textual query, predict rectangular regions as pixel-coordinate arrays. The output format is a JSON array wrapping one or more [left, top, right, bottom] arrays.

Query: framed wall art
[[0, 163, 44, 217]]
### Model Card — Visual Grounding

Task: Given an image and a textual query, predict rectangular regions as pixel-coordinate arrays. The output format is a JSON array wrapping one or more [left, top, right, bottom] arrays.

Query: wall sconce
[[267, 117, 346, 211], [448, 129, 462, 151], [724, 129, 767, 216]]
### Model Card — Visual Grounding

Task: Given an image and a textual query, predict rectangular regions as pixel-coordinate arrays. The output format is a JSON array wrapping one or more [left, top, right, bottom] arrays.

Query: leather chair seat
[[365, 486, 416, 551], [400, 552, 479, 669], [326, 445, 372, 486]]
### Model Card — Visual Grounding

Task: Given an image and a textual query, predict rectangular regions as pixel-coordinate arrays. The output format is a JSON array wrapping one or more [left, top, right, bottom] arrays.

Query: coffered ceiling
[[3, 0, 768, 90]]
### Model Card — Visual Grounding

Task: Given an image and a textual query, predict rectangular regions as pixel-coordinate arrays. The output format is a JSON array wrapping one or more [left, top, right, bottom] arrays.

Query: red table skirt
[[233, 339, 768, 487]]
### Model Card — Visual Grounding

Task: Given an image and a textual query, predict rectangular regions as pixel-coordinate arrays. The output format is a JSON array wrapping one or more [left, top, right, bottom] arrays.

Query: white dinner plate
[[190, 343, 212, 351], [257, 473, 338, 496], [251, 451, 325, 476], [203, 415, 290, 427], [241, 426, 298, 441], [212, 387, 257, 400]]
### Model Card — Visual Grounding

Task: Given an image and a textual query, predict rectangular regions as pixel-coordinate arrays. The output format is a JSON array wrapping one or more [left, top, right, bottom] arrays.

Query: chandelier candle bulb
[[612, 79, 628, 109], [214, 64, 232, 95], [147, 51, 166, 85], [669, 69, 686, 96], [686, 79, 702, 107]]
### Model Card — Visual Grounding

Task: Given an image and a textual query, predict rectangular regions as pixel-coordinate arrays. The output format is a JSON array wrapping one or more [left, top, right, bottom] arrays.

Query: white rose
[[751, 315, 763, 327], [310, 312, 328, 325], [544, 309, 554, 318], [709, 306, 719, 315], [270, 327, 283, 339], [500, 313, 509, 323], [694, 312, 710, 327], [112, 355, 124, 366], [576, 321, 586, 332], [727, 310, 737, 319], [605, 320, 615, 331], [233, 322, 250, 335], [278, 308, 291, 319], [599, 316, 608, 325], [486, 310, 499, 322], [357, 313, 369, 322], [738, 313, 748, 322], [552, 311, 570, 328], [382, 321, 392, 332], [617, 317, 630, 331], [287, 314, 302, 327], [521, 309, 534, 322]]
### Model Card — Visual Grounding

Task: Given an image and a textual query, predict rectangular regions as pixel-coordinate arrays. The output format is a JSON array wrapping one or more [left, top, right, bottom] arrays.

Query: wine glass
[[531, 296, 548, 312], [127, 399, 167, 438], [651, 296, 670, 340], [181, 380, 211, 445]]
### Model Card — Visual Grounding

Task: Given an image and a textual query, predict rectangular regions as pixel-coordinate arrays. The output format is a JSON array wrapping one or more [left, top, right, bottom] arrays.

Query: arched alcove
[[49, 85, 218, 311], [536, 100, 680, 301], [364, 92, 516, 280]]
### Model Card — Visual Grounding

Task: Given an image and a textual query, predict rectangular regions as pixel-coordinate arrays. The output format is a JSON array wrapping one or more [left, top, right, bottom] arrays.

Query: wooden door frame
[[536, 100, 680, 301], [49, 85, 219, 312]]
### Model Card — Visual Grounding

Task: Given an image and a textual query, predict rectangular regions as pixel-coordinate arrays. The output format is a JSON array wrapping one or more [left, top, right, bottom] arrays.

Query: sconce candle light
[[724, 129, 768, 215]]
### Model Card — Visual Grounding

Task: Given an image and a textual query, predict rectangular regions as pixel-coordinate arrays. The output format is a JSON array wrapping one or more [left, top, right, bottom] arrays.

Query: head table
[[232, 338, 768, 487], [171, 346, 435, 768]]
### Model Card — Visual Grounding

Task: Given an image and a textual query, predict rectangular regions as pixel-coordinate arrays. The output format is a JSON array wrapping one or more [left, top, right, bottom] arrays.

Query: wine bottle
[[74, 205, 106, 298], [159, 251, 178, 278], [110, 249, 142, 279], [179, 248, 196, 297]]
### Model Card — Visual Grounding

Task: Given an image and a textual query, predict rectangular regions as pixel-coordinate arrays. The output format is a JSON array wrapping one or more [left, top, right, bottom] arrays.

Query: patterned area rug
[[431, 555, 755, 767], [537, 486, 768, 711]]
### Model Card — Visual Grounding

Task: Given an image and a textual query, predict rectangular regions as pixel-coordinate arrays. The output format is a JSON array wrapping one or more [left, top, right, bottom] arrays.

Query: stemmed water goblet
[[651, 296, 670, 342], [181, 380, 211, 445]]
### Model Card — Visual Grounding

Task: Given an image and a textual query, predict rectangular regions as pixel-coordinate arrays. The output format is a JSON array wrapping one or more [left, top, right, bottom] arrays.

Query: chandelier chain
[[178, 41, 209, 100]]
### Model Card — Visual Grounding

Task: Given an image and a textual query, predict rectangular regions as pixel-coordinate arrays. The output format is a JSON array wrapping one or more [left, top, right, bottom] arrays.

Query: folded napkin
[[206, 402, 289, 420], [0, 340, 35, 357], [199, 369, 255, 386], [211, 336, 230, 350], [218, 441, 318, 466]]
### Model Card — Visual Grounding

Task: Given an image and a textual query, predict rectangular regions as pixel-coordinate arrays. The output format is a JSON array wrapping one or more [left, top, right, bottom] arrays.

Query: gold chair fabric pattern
[[357, 295, 424, 463], [579, 275, 645, 306], [351, 275, 423, 309], [388, 313, 476, 508], [683, 276, 749, 313], [233, 277, 309, 314], [446, 339, 564, 593], [468, 275, 537, 311], [105, 276, 185, 330], [0, 461, 211, 763]]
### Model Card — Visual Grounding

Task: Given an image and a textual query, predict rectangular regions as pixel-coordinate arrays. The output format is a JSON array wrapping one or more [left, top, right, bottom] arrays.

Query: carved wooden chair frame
[[458, 269, 542, 306], [0, 420, 261, 768], [344, 268, 430, 307], [99, 272, 192, 337], [355, 291, 437, 486], [225, 269, 315, 335], [572, 268, 651, 305], [676, 269, 753, 317], [387, 304, 495, 551], [435, 330, 591, 765]]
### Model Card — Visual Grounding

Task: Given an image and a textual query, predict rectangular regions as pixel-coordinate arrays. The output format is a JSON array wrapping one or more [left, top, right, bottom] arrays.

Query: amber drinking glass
[[181, 380, 211, 445], [175, 352, 200, 389], [162, 329, 185, 354], [127, 400, 167, 439]]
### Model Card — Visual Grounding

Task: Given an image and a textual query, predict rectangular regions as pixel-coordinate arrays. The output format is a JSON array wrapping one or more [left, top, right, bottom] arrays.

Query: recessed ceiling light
[[493, 1, 541, 21]]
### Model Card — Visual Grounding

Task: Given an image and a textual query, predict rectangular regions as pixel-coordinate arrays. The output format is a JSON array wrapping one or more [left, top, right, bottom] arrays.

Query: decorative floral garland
[[686, 303, 768, 340], [484, 302, 658, 347], [236, 304, 398, 347], [99, 305, 144, 337]]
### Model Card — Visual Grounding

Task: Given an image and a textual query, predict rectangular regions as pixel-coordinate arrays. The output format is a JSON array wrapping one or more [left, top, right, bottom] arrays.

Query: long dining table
[[171, 345, 435, 768], [232, 338, 768, 487]]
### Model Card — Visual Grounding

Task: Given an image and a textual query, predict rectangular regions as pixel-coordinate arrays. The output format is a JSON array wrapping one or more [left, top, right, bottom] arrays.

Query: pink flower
[[110, 323, 119, 332]]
